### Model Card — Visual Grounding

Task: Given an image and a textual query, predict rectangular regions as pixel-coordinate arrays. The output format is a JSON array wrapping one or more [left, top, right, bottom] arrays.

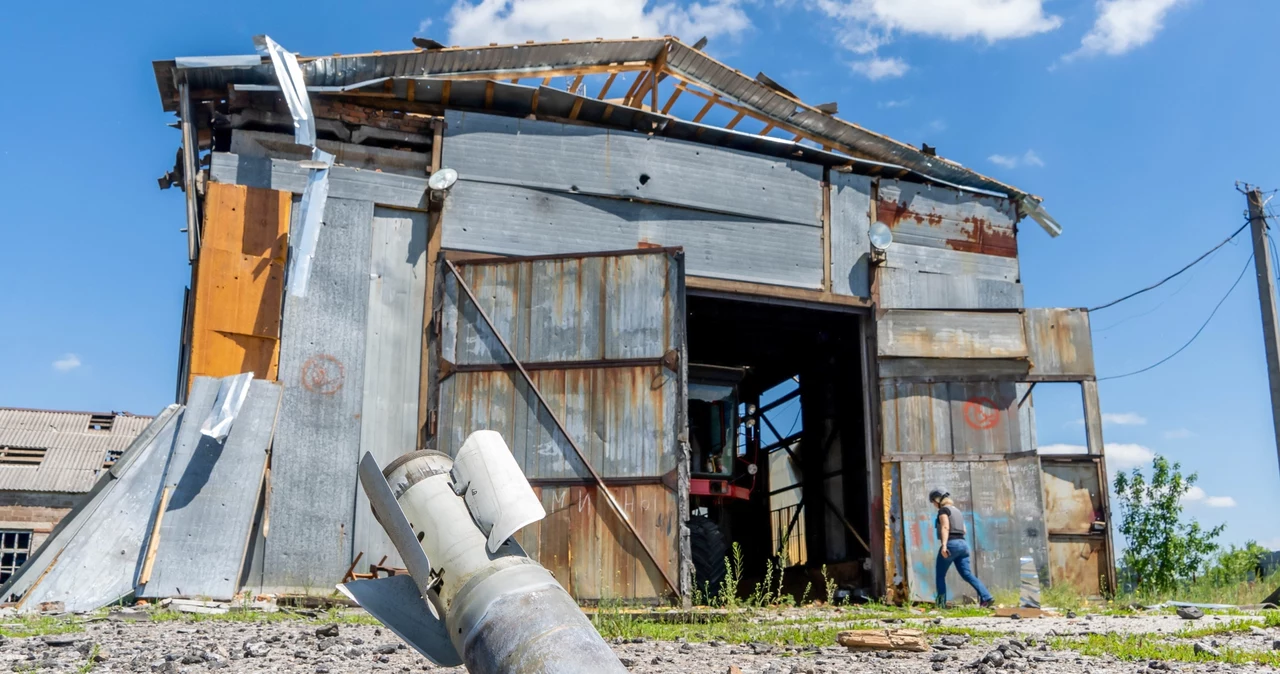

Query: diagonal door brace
[[444, 260, 681, 597]]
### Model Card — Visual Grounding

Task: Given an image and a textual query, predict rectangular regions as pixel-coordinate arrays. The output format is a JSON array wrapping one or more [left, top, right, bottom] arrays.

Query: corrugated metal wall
[[434, 250, 685, 601], [440, 111, 827, 290]]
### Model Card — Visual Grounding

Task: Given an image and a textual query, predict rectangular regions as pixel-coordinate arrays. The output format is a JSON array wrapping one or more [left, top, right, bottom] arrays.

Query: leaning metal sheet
[[142, 379, 283, 599], [0, 406, 181, 602], [353, 208, 428, 572], [264, 197, 374, 591], [17, 401, 185, 612]]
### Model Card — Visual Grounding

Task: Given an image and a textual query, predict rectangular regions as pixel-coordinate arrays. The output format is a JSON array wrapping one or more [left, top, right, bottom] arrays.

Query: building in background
[[151, 36, 1113, 604], [0, 409, 152, 582]]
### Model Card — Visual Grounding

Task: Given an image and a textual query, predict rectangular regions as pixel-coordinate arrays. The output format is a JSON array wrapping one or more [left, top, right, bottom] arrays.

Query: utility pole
[[1246, 187, 1280, 473], [1246, 186, 1280, 608]]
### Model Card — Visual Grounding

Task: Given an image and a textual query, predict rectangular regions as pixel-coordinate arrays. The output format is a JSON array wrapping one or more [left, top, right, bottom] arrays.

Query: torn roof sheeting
[[154, 37, 1061, 235]]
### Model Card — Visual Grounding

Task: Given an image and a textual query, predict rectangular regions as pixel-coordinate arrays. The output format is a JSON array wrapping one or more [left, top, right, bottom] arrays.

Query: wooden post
[[418, 119, 446, 448]]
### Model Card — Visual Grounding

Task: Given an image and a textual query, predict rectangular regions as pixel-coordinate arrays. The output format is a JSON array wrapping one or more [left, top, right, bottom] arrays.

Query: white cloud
[[851, 56, 909, 80], [418, 18, 434, 35], [1103, 412, 1145, 425], [1261, 538, 1280, 551], [1163, 428, 1194, 439], [445, 0, 751, 46], [988, 149, 1046, 169], [1180, 485, 1235, 508], [878, 98, 911, 108], [813, 0, 1061, 77], [52, 354, 81, 372], [1041, 442, 1154, 470], [1066, 0, 1187, 61]]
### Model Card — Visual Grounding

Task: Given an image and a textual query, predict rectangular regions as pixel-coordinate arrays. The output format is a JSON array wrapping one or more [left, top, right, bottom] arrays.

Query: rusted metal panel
[[878, 310, 1028, 360], [884, 462, 906, 602], [1042, 461, 1104, 535], [436, 249, 685, 601], [1048, 538, 1105, 598], [899, 457, 1046, 602], [876, 180, 1017, 258], [880, 381, 951, 456], [513, 484, 678, 602], [947, 382, 1021, 455], [829, 172, 872, 298], [1026, 309, 1095, 377], [879, 359, 1030, 381], [879, 269, 1023, 310], [1006, 455, 1050, 585]]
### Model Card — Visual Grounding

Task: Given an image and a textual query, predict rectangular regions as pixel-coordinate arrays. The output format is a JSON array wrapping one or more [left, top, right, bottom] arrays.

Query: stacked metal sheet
[[0, 375, 283, 613]]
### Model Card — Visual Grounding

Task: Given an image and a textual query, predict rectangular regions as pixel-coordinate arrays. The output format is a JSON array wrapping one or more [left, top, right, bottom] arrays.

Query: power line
[[1092, 246, 1221, 332], [1089, 220, 1250, 312], [1098, 250, 1255, 381]]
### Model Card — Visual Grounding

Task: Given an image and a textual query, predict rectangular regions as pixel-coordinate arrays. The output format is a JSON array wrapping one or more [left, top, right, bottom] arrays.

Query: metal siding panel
[[1007, 454, 1050, 585], [443, 111, 824, 227], [144, 380, 282, 599], [605, 254, 670, 360], [354, 208, 428, 571], [880, 381, 951, 456], [968, 460, 1020, 595], [880, 267, 1023, 310], [1041, 461, 1105, 535], [948, 382, 1021, 455], [885, 243, 1019, 281], [209, 153, 428, 210], [231, 130, 430, 177], [530, 257, 603, 363], [878, 310, 1028, 359], [876, 180, 1017, 258], [441, 181, 823, 289], [879, 358, 1030, 380], [830, 172, 872, 297], [900, 461, 974, 602], [19, 407, 181, 612], [265, 197, 374, 591], [1025, 309, 1095, 377], [1048, 538, 1104, 597]]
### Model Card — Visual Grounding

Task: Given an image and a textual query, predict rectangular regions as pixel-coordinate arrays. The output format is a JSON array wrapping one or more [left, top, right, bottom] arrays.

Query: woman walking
[[930, 489, 994, 608]]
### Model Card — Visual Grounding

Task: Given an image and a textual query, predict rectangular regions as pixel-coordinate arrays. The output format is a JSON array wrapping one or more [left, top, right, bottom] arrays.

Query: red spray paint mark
[[301, 354, 345, 394], [963, 397, 1000, 430]]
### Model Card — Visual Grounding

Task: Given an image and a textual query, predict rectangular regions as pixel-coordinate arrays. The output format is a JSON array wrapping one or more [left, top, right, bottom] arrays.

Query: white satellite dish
[[869, 222, 894, 251], [428, 167, 459, 191]]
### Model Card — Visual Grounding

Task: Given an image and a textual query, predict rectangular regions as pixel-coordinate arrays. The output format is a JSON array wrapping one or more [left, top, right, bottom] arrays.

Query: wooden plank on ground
[[837, 629, 929, 652]]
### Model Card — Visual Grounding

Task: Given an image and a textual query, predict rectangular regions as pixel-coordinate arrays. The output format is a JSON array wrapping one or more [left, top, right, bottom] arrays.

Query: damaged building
[[5, 35, 1116, 609]]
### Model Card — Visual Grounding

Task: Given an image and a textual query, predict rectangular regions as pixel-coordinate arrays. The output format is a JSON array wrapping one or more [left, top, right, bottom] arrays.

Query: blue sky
[[1, 0, 1278, 550]]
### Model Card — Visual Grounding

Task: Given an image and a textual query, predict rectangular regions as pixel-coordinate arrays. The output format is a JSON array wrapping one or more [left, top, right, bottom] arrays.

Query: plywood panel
[[189, 183, 290, 388]]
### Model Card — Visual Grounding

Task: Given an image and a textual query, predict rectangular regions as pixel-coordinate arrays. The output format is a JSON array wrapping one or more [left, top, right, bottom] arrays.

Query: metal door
[[433, 248, 687, 601]]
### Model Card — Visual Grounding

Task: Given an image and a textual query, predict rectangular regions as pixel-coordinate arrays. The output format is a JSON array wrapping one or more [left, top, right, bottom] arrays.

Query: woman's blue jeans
[[936, 539, 992, 603]]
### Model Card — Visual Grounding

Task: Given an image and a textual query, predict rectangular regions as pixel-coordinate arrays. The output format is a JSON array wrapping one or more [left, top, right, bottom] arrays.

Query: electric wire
[[1092, 245, 1221, 332], [1098, 250, 1255, 381], [1089, 220, 1250, 312]]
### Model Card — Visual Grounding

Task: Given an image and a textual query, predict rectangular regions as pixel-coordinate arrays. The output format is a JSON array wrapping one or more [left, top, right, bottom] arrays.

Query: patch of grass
[[76, 644, 101, 674], [1052, 632, 1280, 667], [145, 605, 380, 627], [1178, 611, 1280, 638], [1113, 568, 1280, 608], [1040, 582, 1087, 611], [0, 615, 84, 638]]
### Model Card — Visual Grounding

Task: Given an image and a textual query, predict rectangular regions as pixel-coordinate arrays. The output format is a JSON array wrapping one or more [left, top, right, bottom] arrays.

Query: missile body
[[341, 432, 628, 674]]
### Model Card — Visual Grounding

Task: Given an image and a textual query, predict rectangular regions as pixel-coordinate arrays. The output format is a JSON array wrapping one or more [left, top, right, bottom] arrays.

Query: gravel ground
[[1, 611, 1276, 673]]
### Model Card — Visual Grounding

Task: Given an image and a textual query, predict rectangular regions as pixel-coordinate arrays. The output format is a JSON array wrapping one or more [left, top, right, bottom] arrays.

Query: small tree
[[1207, 541, 1270, 586], [1113, 456, 1223, 594]]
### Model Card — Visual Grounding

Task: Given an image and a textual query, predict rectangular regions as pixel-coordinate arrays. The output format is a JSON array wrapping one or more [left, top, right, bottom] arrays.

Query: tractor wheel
[[688, 515, 730, 597]]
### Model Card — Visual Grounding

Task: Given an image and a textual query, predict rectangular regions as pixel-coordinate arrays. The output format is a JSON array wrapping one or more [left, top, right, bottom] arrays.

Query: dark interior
[[684, 292, 872, 598]]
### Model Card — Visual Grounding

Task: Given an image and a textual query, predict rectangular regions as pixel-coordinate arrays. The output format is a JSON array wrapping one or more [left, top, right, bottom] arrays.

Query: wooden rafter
[[568, 74, 584, 95], [597, 72, 619, 99], [691, 94, 719, 123], [661, 85, 684, 115]]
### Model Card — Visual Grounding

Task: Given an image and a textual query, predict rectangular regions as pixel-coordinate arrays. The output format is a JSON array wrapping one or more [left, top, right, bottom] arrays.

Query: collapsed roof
[[153, 36, 1060, 235]]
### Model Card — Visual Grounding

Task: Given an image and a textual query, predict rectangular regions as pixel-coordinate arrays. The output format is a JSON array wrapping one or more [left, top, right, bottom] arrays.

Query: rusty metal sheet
[[879, 358, 1030, 381], [877, 180, 1017, 258], [878, 311, 1028, 360], [514, 484, 678, 602], [899, 457, 1047, 603], [829, 172, 872, 298], [880, 381, 951, 456], [1048, 538, 1105, 597], [1042, 461, 1105, 535], [947, 382, 1021, 455], [1025, 309, 1095, 378], [879, 269, 1023, 310]]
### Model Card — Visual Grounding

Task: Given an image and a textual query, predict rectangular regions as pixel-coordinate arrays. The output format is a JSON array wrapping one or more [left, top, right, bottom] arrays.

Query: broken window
[[0, 531, 31, 583], [0, 446, 47, 466], [87, 414, 114, 432]]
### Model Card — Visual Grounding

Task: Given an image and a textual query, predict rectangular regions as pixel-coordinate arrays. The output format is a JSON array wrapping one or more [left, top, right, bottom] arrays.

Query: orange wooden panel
[[187, 182, 290, 389]]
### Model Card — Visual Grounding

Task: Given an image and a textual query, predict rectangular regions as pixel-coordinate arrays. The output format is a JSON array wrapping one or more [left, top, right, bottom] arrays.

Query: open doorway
[[684, 293, 873, 601]]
